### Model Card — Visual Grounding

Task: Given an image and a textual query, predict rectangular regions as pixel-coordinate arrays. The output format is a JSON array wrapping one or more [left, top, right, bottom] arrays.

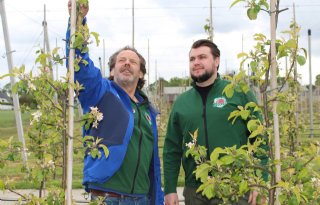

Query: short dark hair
[[191, 39, 220, 58], [108, 46, 146, 89]]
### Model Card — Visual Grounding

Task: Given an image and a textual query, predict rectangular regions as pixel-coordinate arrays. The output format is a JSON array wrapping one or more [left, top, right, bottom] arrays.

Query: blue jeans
[[91, 194, 150, 205]]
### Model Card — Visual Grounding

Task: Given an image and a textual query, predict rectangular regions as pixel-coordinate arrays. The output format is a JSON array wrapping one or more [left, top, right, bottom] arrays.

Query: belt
[[90, 189, 137, 198]]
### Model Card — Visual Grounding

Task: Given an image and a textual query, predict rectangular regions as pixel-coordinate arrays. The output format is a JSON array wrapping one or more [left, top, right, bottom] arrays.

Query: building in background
[[0, 91, 13, 110]]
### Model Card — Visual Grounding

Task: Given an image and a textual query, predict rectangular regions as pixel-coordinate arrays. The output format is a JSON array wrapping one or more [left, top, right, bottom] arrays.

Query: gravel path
[[0, 188, 185, 205]]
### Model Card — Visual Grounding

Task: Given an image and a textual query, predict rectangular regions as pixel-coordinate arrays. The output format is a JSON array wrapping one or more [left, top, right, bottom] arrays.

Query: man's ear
[[110, 69, 114, 77], [139, 70, 143, 79]]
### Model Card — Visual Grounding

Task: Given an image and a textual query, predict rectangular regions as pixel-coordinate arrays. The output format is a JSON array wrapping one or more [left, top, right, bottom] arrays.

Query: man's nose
[[123, 60, 131, 67], [193, 58, 201, 64]]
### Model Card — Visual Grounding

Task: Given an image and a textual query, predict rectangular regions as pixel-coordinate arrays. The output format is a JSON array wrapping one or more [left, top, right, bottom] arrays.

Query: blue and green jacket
[[66, 18, 164, 205]]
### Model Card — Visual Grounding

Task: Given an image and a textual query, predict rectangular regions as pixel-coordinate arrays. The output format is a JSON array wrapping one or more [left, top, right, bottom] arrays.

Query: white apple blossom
[[186, 142, 194, 149], [311, 177, 320, 188], [47, 160, 55, 169], [89, 106, 99, 114], [96, 112, 104, 121], [28, 82, 36, 90], [92, 121, 99, 129], [17, 73, 30, 81], [30, 110, 42, 125], [89, 106, 104, 129]]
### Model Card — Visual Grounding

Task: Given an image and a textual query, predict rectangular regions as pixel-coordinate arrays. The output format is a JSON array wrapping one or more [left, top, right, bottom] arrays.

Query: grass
[[2, 110, 319, 190], [0, 110, 31, 139], [0, 109, 84, 189], [0, 110, 185, 189]]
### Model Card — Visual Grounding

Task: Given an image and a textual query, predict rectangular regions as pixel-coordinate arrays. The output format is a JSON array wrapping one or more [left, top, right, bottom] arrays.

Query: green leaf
[[81, 59, 89, 66], [245, 101, 257, 109], [261, 1, 269, 10], [240, 83, 250, 94], [239, 180, 248, 195], [230, 0, 245, 8], [297, 168, 308, 181], [223, 83, 234, 98], [83, 135, 94, 142], [90, 32, 100, 46], [292, 186, 302, 204], [78, 0, 88, 4], [296, 55, 306, 65], [228, 110, 240, 124], [90, 149, 98, 158], [277, 180, 290, 190], [73, 34, 84, 49], [253, 4, 261, 13], [253, 33, 266, 42], [240, 110, 250, 120], [81, 46, 89, 54], [247, 119, 258, 132], [250, 61, 258, 71], [286, 39, 297, 49], [195, 163, 211, 182], [247, 8, 258, 20], [220, 155, 234, 165], [0, 73, 12, 79], [277, 49, 288, 59], [52, 47, 60, 55], [210, 147, 225, 162], [74, 63, 80, 72], [237, 52, 248, 59], [248, 128, 261, 139], [96, 138, 103, 145], [202, 185, 215, 199]]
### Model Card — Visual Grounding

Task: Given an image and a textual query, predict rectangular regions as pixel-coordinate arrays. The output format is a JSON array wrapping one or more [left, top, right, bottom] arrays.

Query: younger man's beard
[[191, 69, 214, 83]]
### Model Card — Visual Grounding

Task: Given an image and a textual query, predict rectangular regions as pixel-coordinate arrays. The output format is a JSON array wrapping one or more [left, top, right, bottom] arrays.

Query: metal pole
[[99, 57, 102, 75], [308, 29, 313, 138], [43, 4, 53, 77], [293, 3, 297, 82], [102, 39, 106, 77], [148, 39, 150, 87], [293, 3, 299, 144], [270, 0, 281, 204], [56, 38, 59, 81], [209, 0, 213, 41], [0, 0, 28, 164], [132, 0, 135, 47], [65, 0, 76, 204], [43, 4, 57, 105]]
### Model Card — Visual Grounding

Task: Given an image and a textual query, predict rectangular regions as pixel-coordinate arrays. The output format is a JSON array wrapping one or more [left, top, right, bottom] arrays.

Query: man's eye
[[130, 60, 138, 64]]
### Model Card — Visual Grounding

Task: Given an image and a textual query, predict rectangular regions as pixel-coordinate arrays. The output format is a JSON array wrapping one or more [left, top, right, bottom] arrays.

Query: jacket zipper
[[202, 101, 210, 159], [131, 103, 143, 193]]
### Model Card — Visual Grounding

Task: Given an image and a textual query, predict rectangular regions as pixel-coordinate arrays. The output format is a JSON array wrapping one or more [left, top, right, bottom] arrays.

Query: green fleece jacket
[[163, 75, 266, 194]]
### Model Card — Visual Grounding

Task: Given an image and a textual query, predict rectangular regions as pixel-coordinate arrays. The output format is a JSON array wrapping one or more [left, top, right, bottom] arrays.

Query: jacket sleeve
[[65, 18, 110, 113], [163, 107, 183, 194]]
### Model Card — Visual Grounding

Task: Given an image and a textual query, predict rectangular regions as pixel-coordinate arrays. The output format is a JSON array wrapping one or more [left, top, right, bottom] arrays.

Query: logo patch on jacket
[[145, 113, 152, 126], [213, 97, 227, 108]]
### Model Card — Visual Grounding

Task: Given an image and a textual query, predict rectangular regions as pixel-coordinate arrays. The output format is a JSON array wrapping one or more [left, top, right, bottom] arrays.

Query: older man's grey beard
[[191, 69, 214, 83]]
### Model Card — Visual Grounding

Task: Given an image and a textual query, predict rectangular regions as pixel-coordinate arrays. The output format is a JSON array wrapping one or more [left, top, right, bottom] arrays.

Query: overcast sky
[[0, 0, 319, 88]]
